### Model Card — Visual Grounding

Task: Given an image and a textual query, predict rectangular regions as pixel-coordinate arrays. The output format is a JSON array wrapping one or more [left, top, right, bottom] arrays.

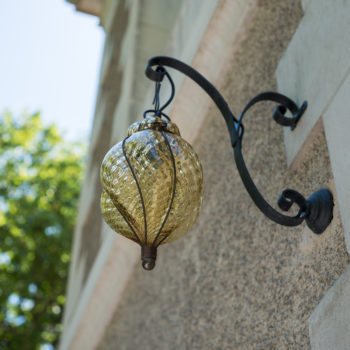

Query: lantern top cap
[[127, 115, 181, 137]]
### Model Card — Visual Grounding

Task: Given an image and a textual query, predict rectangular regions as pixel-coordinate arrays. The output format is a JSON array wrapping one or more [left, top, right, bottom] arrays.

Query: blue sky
[[0, 0, 104, 140]]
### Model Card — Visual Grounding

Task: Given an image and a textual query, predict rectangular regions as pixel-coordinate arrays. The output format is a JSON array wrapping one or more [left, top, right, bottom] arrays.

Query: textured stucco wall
[[97, 1, 349, 349]]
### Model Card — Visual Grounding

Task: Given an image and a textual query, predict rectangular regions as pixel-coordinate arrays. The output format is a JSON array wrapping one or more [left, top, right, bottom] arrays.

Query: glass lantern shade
[[100, 116, 203, 269]]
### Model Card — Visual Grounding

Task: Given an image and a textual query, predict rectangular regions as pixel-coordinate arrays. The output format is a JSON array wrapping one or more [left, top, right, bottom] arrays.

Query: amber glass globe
[[100, 116, 203, 270]]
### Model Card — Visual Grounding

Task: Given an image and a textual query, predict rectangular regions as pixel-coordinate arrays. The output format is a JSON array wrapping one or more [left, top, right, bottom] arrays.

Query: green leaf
[[0, 112, 86, 350]]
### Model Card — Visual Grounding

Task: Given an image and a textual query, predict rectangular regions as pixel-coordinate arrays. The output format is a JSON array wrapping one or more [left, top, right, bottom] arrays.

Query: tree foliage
[[0, 112, 85, 349]]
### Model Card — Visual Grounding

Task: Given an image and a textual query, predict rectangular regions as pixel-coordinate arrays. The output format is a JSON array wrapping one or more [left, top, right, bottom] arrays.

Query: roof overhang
[[67, 0, 102, 17]]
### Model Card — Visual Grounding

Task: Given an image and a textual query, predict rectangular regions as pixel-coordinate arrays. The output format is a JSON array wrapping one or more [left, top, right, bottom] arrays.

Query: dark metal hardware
[[141, 246, 157, 270], [144, 56, 334, 234]]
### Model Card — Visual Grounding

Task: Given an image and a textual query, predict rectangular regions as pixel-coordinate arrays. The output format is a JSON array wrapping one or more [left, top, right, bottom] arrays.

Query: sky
[[0, 0, 105, 141]]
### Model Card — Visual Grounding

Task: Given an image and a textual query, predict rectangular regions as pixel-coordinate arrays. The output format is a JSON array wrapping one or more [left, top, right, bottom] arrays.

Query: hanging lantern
[[100, 115, 203, 270], [100, 56, 335, 271]]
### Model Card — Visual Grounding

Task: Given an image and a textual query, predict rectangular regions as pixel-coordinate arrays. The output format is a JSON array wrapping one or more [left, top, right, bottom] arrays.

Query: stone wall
[[97, 0, 349, 349]]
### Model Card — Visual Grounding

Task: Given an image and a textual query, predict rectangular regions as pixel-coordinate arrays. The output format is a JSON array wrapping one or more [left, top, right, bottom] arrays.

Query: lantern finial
[[141, 246, 157, 270]]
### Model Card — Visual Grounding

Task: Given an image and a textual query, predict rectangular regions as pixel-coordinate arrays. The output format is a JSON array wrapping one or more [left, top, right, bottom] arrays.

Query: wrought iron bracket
[[273, 101, 308, 130], [145, 56, 334, 234]]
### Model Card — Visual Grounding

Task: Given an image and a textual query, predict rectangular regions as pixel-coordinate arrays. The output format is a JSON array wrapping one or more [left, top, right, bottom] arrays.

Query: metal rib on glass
[[100, 116, 203, 270]]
